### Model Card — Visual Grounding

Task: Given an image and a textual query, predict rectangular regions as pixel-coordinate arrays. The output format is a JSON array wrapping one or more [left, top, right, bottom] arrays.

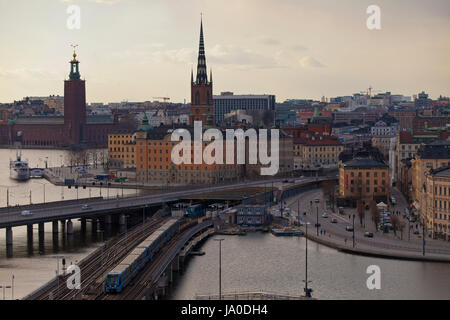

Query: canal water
[[0, 148, 137, 299], [170, 233, 450, 300]]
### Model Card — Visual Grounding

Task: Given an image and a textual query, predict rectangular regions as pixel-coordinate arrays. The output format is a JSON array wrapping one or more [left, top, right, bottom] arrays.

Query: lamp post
[[303, 222, 312, 297], [214, 238, 224, 300], [314, 198, 320, 236], [11, 275, 14, 300], [352, 214, 355, 248], [422, 221, 426, 256]]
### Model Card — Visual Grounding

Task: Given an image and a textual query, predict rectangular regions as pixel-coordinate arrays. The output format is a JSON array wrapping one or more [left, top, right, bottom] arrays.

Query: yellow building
[[411, 141, 450, 217], [108, 133, 136, 168], [294, 137, 343, 170], [339, 158, 389, 206], [424, 167, 450, 241]]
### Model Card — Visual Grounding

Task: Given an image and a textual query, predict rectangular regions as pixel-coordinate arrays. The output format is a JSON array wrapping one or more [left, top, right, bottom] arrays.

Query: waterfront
[[0, 148, 136, 299], [170, 233, 450, 300]]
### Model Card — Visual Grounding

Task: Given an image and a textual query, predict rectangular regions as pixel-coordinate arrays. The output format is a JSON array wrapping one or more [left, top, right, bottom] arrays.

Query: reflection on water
[[170, 233, 450, 300]]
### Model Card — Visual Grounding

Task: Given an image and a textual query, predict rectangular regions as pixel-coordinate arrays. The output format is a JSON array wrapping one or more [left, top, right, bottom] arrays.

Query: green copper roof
[[137, 113, 153, 132]]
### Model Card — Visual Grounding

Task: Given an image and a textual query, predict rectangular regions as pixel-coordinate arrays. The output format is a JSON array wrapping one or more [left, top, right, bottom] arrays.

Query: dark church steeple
[[195, 17, 209, 85], [190, 16, 214, 126]]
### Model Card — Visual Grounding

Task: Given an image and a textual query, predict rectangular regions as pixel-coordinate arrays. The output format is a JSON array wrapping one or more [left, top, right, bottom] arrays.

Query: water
[[170, 233, 450, 300], [0, 148, 137, 299]]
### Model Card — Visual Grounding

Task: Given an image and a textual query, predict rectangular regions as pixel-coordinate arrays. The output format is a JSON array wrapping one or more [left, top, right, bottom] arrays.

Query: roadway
[[272, 188, 450, 260], [0, 177, 321, 228]]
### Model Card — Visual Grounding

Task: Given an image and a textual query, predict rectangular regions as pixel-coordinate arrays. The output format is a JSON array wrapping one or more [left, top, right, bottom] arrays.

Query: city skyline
[[0, 0, 449, 103]]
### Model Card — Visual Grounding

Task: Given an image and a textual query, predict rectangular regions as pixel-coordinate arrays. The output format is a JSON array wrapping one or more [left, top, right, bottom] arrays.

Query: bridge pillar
[[6, 227, 13, 257], [52, 220, 59, 234], [92, 218, 98, 233], [172, 255, 180, 272], [38, 222, 45, 253], [80, 218, 87, 234], [60, 220, 66, 234], [119, 214, 126, 226], [67, 219, 74, 235], [105, 215, 112, 225], [38, 222, 45, 240], [167, 265, 173, 284], [27, 224, 33, 243]]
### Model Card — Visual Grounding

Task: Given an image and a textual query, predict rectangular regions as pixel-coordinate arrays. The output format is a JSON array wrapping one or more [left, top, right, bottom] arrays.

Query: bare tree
[[322, 180, 337, 211], [370, 200, 380, 231], [391, 215, 401, 237], [357, 199, 364, 227]]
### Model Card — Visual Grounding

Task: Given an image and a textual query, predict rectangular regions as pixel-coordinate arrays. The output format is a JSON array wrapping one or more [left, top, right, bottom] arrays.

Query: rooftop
[[343, 158, 388, 169], [430, 167, 450, 178]]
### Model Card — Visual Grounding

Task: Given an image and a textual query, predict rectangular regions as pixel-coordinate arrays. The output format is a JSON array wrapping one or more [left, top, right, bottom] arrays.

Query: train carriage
[[105, 263, 131, 292], [105, 218, 181, 294]]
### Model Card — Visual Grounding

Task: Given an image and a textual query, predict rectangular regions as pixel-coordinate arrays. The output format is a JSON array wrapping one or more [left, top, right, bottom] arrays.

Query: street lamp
[[214, 238, 224, 300], [303, 222, 312, 298], [352, 214, 356, 248], [314, 198, 320, 236]]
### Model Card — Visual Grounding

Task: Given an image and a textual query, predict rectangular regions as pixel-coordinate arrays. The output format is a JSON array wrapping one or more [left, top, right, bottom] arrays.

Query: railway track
[[104, 220, 211, 300], [29, 214, 169, 300]]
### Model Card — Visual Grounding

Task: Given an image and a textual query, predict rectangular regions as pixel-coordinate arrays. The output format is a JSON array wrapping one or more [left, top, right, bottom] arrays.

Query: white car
[[21, 210, 33, 216], [322, 212, 329, 218], [81, 204, 92, 210]]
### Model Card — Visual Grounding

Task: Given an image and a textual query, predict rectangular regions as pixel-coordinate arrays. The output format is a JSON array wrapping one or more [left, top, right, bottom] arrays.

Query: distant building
[[411, 141, 450, 218], [214, 92, 276, 125], [339, 158, 389, 206], [236, 204, 270, 226], [414, 91, 433, 110], [423, 166, 450, 241], [0, 51, 125, 148], [293, 137, 343, 171]]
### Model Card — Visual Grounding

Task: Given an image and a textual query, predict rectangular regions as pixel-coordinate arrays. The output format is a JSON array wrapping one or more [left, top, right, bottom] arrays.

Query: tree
[[391, 215, 401, 237], [357, 200, 364, 227], [370, 200, 380, 231], [322, 180, 337, 211]]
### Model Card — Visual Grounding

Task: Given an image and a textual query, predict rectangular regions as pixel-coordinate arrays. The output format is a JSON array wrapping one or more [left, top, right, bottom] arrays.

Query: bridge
[[1, 176, 331, 257]]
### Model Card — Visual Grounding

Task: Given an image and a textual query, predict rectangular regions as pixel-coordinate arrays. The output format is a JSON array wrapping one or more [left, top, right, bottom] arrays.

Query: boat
[[10, 152, 30, 181], [271, 226, 304, 237]]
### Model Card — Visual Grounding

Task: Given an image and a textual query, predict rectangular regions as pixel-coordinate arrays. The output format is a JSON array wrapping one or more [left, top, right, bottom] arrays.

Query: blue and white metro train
[[105, 219, 180, 293]]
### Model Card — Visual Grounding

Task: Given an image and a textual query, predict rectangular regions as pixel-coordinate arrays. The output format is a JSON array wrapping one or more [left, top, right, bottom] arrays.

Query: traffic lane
[[0, 177, 317, 224]]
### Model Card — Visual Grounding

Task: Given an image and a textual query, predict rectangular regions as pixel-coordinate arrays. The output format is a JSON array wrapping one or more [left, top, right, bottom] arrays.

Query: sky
[[0, 0, 449, 103]]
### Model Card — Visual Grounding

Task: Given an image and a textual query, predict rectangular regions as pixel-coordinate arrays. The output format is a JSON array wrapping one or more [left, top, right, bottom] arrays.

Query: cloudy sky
[[0, 0, 448, 103]]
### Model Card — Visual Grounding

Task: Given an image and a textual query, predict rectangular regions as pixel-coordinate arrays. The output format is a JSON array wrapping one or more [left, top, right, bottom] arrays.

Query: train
[[105, 218, 181, 293]]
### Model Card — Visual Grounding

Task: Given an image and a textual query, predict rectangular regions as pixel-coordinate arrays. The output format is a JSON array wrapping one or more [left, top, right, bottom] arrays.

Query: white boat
[[10, 153, 30, 181]]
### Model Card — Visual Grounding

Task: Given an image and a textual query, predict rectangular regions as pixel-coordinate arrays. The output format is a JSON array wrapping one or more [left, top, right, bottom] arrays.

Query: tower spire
[[196, 16, 208, 84], [69, 45, 80, 80]]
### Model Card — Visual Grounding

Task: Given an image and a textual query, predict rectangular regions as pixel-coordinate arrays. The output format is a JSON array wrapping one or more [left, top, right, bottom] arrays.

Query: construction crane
[[153, 97, 170, 111], [360, 86, 382, 98]]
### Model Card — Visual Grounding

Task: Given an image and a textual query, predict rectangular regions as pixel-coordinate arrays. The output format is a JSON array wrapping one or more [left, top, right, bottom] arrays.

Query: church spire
[[195, 16, 208, 84]]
